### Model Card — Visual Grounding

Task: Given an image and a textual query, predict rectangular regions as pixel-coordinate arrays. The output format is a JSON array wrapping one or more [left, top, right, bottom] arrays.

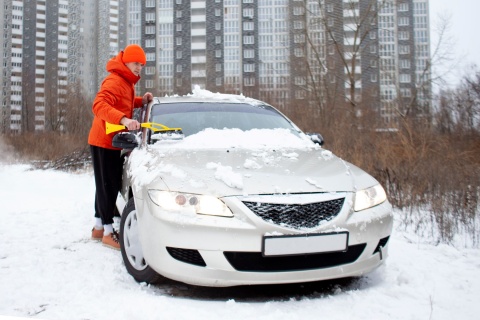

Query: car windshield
[[149, 102, 300, 137]]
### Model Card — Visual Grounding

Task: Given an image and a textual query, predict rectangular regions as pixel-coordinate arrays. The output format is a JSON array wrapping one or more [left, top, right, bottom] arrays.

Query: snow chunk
[[306, 178, 324, 190], [128, 149, 188, 188], [207, 162, 243, 189], [243, 158, 262, 169], [321, 150, 333, 160]]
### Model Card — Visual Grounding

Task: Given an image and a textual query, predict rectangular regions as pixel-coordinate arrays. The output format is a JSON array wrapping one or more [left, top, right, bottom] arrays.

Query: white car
[[113, 88, 393, 287]]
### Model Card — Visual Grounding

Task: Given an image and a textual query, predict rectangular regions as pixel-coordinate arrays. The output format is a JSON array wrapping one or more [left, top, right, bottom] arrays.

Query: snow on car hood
[[127, 128, 379, 197]]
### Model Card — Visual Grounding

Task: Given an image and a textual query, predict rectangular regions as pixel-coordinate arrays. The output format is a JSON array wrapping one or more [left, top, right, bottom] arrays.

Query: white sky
[[429, 0, 480, 85]]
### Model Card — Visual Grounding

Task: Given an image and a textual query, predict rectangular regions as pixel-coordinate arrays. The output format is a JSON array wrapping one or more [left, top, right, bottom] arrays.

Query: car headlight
[[148, 190, 233, 217], [354, 184, 387, 212]]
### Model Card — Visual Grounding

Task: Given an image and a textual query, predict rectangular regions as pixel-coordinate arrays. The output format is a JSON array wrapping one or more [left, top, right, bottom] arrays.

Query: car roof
[[153, 90, 266, 106]]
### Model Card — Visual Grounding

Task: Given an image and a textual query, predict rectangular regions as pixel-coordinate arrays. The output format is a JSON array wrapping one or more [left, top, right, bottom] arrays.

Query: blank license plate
[[263, 232, 348, 257]]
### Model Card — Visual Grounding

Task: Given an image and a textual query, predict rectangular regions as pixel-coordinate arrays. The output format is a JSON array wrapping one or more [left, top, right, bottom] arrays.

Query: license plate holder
[[262, 232, 349, 257]]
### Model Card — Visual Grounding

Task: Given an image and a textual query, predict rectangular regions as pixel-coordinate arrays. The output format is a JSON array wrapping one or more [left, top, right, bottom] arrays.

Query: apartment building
[[0, 0, 430, 133], [127, 0, 430, 124], [0, 0, 120, 134]]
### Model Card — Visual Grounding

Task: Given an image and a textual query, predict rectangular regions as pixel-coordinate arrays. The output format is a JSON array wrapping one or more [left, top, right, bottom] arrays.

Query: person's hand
[[120, 117, 140, 130], [142, 92, 153, 105]]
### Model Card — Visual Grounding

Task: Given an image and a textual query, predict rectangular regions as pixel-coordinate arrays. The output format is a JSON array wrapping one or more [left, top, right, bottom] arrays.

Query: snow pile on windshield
[[151, 128, 317, 150]]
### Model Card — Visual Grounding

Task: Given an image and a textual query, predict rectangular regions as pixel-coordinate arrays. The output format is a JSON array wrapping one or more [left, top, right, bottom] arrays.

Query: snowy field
[[0, 164, 479, 320]]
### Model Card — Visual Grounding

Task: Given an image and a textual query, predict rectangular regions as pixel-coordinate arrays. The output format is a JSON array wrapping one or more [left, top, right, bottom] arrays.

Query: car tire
[[120, 197, 162, 284]]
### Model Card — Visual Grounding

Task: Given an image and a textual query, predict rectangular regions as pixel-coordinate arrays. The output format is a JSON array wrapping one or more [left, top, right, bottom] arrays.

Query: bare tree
[[436, 67, 480, 135], [63, 83, 93, 137], [303, 0, 385, 108]]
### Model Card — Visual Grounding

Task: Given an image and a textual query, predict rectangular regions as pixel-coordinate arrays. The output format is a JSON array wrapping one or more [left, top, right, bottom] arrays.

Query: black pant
[[90, 145, 122, 225]]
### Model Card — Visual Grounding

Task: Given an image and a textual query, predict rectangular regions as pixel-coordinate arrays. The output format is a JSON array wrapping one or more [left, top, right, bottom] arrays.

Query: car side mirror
[[306, 132, 324, 146], [112, 132, 138, 149]]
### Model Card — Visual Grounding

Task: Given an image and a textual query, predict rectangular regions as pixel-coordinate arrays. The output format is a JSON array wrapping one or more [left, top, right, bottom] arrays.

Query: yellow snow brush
[[106, 122, 182, 134]]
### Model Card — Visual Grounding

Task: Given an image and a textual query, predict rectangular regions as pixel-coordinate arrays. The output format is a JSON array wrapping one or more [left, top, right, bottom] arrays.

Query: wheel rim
[[123, 209, 148, 271]]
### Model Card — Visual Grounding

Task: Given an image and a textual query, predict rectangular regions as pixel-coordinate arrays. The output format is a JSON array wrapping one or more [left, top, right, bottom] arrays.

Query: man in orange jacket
[[88, 44, 153, 250]]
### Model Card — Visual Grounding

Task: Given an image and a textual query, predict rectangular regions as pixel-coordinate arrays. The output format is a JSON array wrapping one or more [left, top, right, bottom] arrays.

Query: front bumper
[[135, 191, 393, 287]]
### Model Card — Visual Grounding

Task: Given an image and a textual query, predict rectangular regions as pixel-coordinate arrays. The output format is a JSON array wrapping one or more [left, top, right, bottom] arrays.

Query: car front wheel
[[120, 197, 161, 284]]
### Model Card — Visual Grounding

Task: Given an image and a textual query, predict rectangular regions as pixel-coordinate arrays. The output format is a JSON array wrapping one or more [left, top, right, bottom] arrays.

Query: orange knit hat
[[122, 44, 146, 65]]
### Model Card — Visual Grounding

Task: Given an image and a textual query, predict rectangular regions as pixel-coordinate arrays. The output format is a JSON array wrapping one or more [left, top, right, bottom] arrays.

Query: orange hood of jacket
[[88, 51, 144, 149]]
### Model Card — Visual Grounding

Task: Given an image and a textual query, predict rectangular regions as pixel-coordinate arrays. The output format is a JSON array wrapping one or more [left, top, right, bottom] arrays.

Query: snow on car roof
[[156, 85, 263, 106]]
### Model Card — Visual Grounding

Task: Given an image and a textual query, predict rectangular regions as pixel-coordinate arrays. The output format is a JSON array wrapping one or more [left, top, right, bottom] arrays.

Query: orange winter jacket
[[88, 51, 144, 150]]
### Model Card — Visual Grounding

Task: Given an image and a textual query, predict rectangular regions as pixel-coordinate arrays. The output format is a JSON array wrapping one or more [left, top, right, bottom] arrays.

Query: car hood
[[127, 146, 379, 197]]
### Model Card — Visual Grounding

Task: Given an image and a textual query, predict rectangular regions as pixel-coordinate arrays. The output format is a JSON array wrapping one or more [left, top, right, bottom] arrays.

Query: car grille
[[243, 198, 345, 229], [224, 243, 366, 272]]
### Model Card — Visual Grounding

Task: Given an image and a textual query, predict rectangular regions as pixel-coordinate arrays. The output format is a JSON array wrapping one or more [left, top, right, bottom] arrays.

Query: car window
[[149, 102, 299, 137]]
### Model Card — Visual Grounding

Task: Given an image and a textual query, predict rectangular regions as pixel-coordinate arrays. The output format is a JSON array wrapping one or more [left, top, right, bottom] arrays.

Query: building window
[[244, 64, 255, 72], [145, 66, 155, 75], [399, 74, 411, 83], [145, 80, 154, 88], [294, 47, 304, 57], [176, 10, 182, 18], [146, 26, 155, 34], [294, 34, 305, 43], [400, 59, 411, 69], [294, 21, 304, 29], [399, 31, 410, 40], [295, 90, 306, 99], [145, 39, 155, 47], [176, 78, 182, 86], [176, 51, 182, 59], [216, 63, 222, 72], [216, 50, 222, 58], [294, 76, 306, 85], [146, 52, 155, 61], [176, 37, 182, 45], [146, 0, 155, 7], [215, 8, 221, 16], [243, 8, 254, 18], [401, 88, 412, 97], [176, 65, 182, 72], [293, 6, 304, 15], [145, 12, 155, 22], [399, 45, 410, 54], [215, 36, 222, 44], [243, 22, 254, 30], [215, 22, 221, 30], [216, 77, 222, 86], [399, 3, 409, 11], [398, 17, 409, 26], [243, 35, 254, 44], [244, 49, 254, 59], [371, 73, 377, 82], [176, 23, 182, 32], [244, 77, 255, 86]]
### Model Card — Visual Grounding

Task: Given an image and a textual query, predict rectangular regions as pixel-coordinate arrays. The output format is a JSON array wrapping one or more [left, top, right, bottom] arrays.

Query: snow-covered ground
[[0, 164, 479, 320]]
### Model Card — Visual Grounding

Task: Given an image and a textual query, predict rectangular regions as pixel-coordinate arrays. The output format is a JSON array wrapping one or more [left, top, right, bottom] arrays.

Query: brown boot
[[91, 227, 104, 241], [102, 231, 120, 250]]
